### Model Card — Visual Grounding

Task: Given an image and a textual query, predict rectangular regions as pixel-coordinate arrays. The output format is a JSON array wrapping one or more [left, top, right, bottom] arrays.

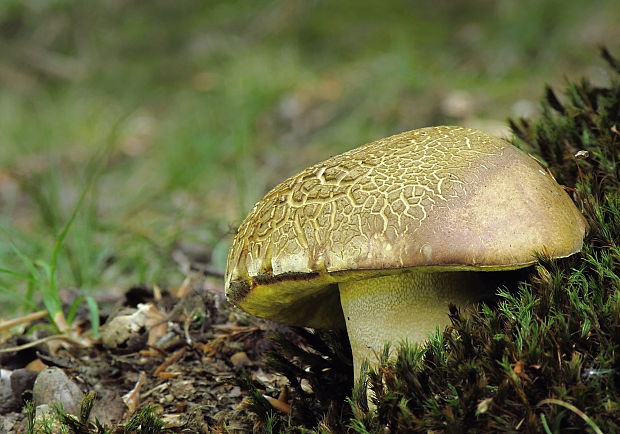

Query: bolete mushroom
[[225, 126, 586, 381]]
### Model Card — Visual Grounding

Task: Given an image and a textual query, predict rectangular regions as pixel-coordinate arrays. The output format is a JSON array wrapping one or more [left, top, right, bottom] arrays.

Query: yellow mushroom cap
[[225, 126, 587, 328]]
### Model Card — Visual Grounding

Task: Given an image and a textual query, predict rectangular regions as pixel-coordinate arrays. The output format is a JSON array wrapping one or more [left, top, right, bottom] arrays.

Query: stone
[[32, 367, 84, 415]]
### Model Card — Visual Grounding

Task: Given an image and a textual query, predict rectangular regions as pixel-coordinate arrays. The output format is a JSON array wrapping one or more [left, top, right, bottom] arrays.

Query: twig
[[153, 347, 187, 378], [0, 334, 89, 353], [123, 371, 147, 414], [0, 310, 48, 332], [190, 263, 225, 278], [140, 383, 168, 400]]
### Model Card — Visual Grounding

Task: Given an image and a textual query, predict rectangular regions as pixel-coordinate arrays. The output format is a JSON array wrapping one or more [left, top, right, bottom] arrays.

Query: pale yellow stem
[[339, 271, 487, 381]]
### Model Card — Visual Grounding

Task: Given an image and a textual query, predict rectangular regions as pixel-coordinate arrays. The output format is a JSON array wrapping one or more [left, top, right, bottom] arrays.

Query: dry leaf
[[101, 303, 167, 350], [263, 395, 292, 415], [25, 359, 47, 372], [122, 371, 146, 413]]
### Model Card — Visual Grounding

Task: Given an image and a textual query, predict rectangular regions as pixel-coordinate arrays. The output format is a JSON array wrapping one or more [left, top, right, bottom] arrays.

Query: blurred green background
[[0, 0, 618, 319]]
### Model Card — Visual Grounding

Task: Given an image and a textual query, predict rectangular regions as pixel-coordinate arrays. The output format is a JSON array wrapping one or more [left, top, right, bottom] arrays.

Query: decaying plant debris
[[0, 276, 290, 432]]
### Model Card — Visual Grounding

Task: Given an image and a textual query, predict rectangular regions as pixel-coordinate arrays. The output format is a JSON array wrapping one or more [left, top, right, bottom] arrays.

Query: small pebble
[[101, 311, 143, 349], [0, 369, 19, 413], [10, 368, 38, 405], [32, 367, 84, 415]]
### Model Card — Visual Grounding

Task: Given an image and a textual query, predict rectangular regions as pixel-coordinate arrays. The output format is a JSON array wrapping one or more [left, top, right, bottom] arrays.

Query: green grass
[[0, 1, 618, 324], [24, 392, 165, 434]]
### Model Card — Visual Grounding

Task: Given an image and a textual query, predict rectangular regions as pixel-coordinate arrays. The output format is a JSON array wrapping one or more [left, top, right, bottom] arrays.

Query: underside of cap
[[225, 126, 587, 327], [229, 259, 566, 329]]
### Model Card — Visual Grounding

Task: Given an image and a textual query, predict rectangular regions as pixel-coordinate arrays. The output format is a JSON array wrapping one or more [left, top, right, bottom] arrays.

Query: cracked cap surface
[[225, 126, 587, 328]]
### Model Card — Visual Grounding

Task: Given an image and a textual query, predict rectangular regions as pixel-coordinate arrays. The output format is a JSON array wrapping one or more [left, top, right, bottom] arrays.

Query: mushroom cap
[[225, 126, 587, 328]]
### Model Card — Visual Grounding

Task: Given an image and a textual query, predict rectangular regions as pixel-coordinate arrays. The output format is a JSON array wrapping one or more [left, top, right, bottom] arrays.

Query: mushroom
[[225, 126, 586, 381]]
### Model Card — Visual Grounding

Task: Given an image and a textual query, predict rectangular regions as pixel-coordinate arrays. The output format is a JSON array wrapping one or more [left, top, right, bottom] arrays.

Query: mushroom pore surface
[[225, 126, 586, 376]]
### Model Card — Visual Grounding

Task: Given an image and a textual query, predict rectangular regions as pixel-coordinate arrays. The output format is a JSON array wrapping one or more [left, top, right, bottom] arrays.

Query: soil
[[0, 271, 293, 433]]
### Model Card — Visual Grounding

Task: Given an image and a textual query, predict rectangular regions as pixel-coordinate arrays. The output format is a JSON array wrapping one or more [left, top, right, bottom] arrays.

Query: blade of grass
[[0, 268, 31, 279], [85, 295, 100, 338], [537, 399, 604, 434], [65, 296, 83, 326], [1, 106, 135, 334], [539, 413, 553, 434], [0, 286, 30, 308], [6, 238, 63, 323]]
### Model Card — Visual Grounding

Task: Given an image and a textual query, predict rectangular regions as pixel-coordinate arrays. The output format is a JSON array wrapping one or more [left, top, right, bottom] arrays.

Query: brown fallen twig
[[0, 334, 90, 353], [153, 347, 187, 378], [0, 310, 48, 332]]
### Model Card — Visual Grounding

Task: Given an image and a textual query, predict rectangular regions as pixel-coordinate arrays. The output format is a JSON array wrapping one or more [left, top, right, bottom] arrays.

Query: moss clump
[[25, 394, 167, 434], [243, 48, 620, 433], [236, 328, 353, 432]]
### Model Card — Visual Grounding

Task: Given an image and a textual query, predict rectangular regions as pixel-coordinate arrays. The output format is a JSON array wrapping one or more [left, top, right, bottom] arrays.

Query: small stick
[[0, 310, 48, 332], [0, 334, 89, 353], [153, 347, 187, 377]]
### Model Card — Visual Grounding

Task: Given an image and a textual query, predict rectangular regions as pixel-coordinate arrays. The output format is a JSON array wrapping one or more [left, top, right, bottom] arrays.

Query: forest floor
[[0, 268, 289, 433]]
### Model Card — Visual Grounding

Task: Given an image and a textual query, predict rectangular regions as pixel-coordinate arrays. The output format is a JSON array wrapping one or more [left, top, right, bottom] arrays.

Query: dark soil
[[0, 272, 295, 433]]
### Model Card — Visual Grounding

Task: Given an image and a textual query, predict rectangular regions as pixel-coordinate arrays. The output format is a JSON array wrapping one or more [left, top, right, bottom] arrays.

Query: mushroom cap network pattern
[[225, 126, 587, 329]]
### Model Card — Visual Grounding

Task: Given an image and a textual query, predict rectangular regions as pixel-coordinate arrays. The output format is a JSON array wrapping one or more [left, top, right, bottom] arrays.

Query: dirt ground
[[0, 267, 294, 433]]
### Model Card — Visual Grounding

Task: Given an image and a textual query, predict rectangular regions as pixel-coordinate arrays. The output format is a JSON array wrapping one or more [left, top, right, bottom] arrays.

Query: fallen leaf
[[230, 351, 251, 368], [174, 276, 193, 299], [263, 395, 292, 415], [513, 360, 531, 381], [476, 398, 493, 415], [122, 371, 146, 413], [25, 359, 47, 372]]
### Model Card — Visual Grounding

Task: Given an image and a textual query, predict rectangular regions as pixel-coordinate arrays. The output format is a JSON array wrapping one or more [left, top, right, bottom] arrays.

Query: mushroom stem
[[339, 271, 488, 381]]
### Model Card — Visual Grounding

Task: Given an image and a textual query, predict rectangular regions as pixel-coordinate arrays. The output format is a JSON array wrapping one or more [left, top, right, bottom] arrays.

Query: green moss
[[244, 48, 620, 432], [26, 394, 167, 434]]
